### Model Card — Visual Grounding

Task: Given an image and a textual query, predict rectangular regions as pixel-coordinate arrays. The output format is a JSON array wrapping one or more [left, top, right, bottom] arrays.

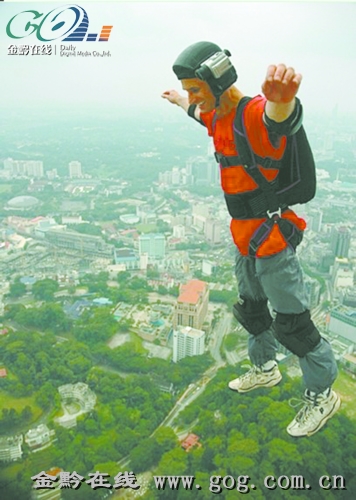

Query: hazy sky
[[1, 1, 355, 117]]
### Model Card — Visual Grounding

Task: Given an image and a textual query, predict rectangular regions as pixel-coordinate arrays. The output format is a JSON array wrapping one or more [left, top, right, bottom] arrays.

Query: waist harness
[[214, 97, 316, 256]]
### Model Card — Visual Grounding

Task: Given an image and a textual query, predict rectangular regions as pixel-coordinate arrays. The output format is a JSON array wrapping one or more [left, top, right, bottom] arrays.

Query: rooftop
[[178, 279, 207, 304], [6, 195, 40, 209], [181, 433, 201, 452], [179, 326, 205, 338]]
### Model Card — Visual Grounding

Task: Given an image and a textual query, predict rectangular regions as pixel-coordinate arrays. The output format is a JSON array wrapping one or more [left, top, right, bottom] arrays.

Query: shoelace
[[288, 394, 317, 423], [239, 364, 259, 379]]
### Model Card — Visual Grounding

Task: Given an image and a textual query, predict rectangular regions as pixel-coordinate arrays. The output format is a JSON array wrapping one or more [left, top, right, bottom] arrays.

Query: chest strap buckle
[[266, 207, 282, 220]]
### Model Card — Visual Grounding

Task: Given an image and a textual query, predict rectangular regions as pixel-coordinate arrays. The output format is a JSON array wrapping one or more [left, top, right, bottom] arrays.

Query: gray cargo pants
[[234, 246, 338, 394]]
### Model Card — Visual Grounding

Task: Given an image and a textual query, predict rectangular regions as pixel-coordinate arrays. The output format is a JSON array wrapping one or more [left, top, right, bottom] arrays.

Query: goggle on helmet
[[172, 41, 238, 103]]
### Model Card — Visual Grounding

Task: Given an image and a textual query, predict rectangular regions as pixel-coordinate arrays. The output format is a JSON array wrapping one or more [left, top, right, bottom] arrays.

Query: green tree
[[8, 278, 26, 298], [224, 332, 239, 351], [117, 271, 130, 283], [129, 438, 160, 472], [155, 448, 188, 476], [154, 426, 178, 454], [32, 278, 59, 301]]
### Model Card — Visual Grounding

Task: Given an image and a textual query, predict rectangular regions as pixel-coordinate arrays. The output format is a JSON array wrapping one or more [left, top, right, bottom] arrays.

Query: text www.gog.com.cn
[[153, 474, 346, 492]]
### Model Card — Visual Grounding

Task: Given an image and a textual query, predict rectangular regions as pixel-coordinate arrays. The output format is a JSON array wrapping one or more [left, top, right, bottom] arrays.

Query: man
[[162, 41, 340, 437]]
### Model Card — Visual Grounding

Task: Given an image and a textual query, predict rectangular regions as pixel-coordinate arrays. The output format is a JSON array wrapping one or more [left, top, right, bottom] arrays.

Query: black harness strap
[[214, 98, 303, 256]]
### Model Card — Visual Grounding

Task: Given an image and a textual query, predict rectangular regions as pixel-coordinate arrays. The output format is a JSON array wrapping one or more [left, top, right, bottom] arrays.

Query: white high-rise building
[[26, 161, 44, 178], [69, 161, 82, 178], [3, 158, 44, 178], [138, 233, 166, 260], [205, 219, 221, 244], [173, 225, 185, 238], [171, 167, 181, 185], [309, 209, 323, 233], [173, 326, 205, 363]]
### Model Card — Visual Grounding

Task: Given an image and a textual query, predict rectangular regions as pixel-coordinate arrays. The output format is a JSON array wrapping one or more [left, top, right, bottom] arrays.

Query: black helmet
[[172, 41, 238, 99]]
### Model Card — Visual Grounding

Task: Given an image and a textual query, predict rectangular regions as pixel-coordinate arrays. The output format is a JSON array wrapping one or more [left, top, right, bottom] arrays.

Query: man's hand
[[162, 89, 185, 105], [162, 89, 190, 113], [262, 64, 302, 103]]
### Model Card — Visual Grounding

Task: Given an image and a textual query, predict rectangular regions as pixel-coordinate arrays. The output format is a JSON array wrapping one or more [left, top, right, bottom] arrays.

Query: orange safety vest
[[200, 95, 306, 257]]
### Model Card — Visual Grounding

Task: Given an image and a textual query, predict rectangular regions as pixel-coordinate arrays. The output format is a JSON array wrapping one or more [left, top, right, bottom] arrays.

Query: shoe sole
[[287, 393, 341, 438], [228, 373, 282, 393]]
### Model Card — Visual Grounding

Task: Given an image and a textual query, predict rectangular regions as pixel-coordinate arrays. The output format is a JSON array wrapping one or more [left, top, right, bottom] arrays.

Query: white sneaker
[[228, 363, 282, 393], [287, 389, 341, 437]]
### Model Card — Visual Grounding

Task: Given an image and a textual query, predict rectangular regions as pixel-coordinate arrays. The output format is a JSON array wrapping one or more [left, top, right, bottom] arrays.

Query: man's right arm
[[161, 90, 203, 123]]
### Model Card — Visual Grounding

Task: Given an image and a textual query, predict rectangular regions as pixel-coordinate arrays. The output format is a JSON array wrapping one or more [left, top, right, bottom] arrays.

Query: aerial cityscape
[[1, 97, 356, 499], [1, 2, 356, 499]]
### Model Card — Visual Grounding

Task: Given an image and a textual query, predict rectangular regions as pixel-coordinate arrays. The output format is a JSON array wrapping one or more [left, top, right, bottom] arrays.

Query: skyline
[[0, 2, 355, 118]]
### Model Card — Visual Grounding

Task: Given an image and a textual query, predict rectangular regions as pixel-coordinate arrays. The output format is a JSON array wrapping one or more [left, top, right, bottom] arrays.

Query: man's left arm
[[262, 64, 303, 136]]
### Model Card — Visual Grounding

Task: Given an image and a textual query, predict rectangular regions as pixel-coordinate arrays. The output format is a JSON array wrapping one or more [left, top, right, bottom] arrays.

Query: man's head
[[181, 78, 216, 113], [172, 41, 238, 109]]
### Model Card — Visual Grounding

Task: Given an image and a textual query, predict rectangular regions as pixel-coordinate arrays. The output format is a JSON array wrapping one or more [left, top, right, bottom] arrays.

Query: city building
[[331, 226, 351, 258], [46, 169, 58, 180], [114, 248, 141, 270], [44, 228, 113, 258], [341, 353, 356, 375], [304, 276, 321, 309], [318, 251, 335, 273], [164, 251, 190, 274], [33, 218, 62, 238], [119, 214, 140, 225], [25, 424, 53, 450], [63, 299, 92, 320], [171, 167, 181, 185], [186, 156, 218, 185], [0, 435, 23, 462], [138, 233, 166, 260], [192, 213, 206, 232], [5, 195, 40, 212], [135, 203, 156, 222], [55, 383, 96, 429], [173, 279, 209, 330], [173, 225, 185, 239], [68, 161, 82, 178], [192, 203, 210, 218], [61, 215, 84, 224], [158, 170, 172, 185], [343, 290, 356, 308], [64, 179, 100, 195], [173, 325, 205, 362], [181, 433, 202, 452], [202, 260, 216, 276], [205, 219, 221, 244], [331, 258, 354, 289], [328, 306, 356, 344], [58, 383, 96, 411], [3, 158, 44, 178], [308, 209, 323, 233], [26, 161, 44, 178]]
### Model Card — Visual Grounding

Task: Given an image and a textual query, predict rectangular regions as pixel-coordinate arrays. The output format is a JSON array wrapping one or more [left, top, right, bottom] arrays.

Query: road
[[155, 310, 237, 431], [208, 309, 232, 364]]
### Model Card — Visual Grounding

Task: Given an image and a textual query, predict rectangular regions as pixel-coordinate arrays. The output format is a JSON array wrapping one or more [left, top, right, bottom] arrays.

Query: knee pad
[[233, 297, 273, 336], [274, 310, 321, 357]]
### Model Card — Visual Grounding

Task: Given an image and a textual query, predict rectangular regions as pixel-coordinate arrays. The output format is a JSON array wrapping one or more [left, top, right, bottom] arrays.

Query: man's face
[[181, 78, 216, 113]]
